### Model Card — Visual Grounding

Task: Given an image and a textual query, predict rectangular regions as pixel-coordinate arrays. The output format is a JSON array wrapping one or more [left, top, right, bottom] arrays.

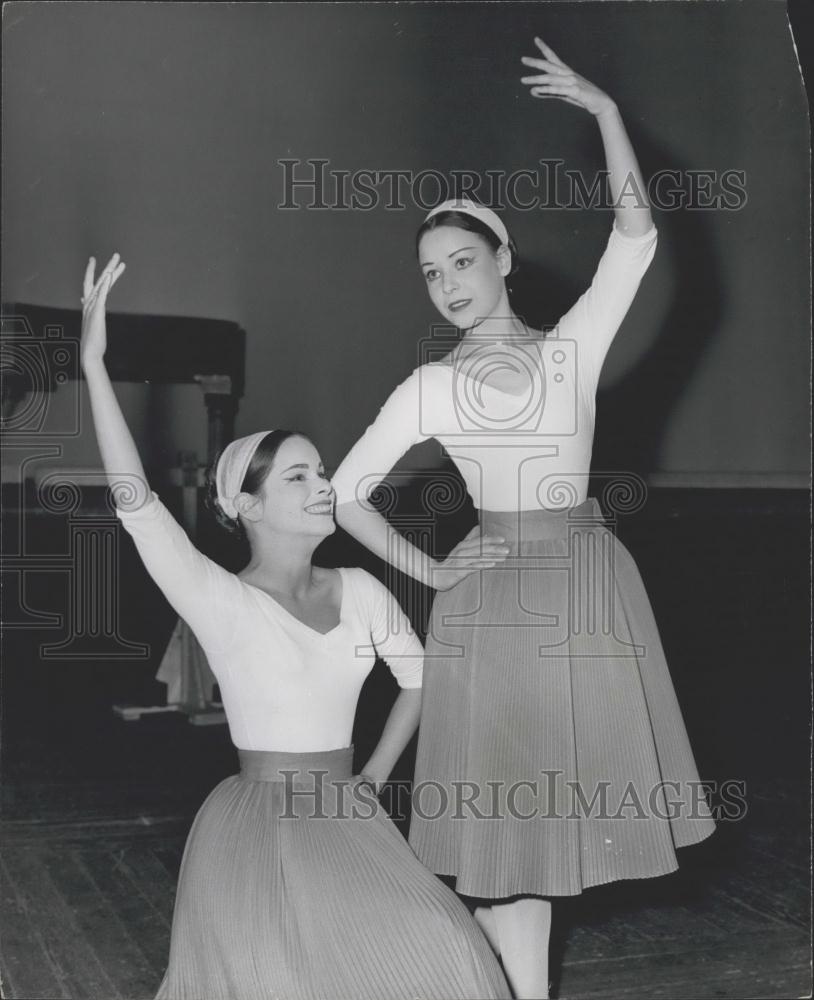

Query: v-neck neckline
[[434, 358, 542, 399], [239, 567, 346, 639]]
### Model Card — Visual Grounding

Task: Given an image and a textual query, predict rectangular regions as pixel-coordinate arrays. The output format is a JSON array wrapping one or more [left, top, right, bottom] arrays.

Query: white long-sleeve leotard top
[[117, 495, 423, 752], [332, 224, 657, 513]]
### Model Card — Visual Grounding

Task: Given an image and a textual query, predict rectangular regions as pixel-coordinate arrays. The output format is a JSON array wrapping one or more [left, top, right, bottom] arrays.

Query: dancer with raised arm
[[333, 38, 715, 999], [80, 255, 510, 1000]]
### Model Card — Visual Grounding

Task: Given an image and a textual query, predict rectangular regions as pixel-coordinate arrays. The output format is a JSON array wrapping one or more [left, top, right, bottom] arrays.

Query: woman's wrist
[[425, 556, 442, 589], [81, 355, 107, 376], [359, 759, 390, 787], [594, 97, 619, 121]]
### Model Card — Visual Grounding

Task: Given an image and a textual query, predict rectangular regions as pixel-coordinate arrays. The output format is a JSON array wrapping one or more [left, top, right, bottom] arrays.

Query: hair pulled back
[[415, 210, 519, 275], [204, 428, 300, 538]]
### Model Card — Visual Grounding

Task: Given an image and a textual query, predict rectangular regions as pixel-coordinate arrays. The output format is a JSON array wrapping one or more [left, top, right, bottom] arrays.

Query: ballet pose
[[80, 255, 510, 1000], [333, 38, 715, 999]]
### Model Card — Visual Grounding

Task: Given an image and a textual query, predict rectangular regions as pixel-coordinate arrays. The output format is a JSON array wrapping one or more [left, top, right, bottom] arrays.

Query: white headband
[[215, 430, 273, 520], [424, 198, 510, 247]]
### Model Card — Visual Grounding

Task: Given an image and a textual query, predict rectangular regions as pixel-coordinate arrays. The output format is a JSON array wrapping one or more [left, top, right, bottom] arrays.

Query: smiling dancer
[[80, 254, 510, 1000], [333, 38, 715, 999]]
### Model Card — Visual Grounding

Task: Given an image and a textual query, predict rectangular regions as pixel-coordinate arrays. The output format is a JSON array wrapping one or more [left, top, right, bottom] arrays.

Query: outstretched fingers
[[82, 257, 97, 303], [520, 73, 575, 89], [533, 37, 568, 69], [529, 81, 578, 96], [84, 253, 125, 308], [93, 253, 121, 294], [521, 37, 586, 112], [85, 253, 124, 302], [520, 48, 580, 107], [108, 259, 126, 289], [520, 57, 569, 78], [455, 555, 508, 568], [451, 543, 510, 566]]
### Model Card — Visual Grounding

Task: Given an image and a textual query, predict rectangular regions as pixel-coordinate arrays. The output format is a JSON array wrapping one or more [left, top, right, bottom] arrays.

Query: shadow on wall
[[591, 131, 724, 478]]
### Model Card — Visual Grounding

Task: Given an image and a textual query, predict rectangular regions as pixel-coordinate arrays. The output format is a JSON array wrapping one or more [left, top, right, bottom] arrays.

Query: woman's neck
[[460, 310, 530, 346], [240, 532, 321, 598]]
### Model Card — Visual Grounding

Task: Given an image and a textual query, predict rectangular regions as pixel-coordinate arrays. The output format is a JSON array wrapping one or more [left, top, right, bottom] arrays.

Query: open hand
[[520, 37, 615, 117], [80, 253, 126, 367], [431, 526, 510, 592]]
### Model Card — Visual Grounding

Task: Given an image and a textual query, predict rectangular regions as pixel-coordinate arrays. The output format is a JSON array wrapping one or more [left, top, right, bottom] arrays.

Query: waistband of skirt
[[478, 498, 604, 543], [237, 745, 354, 784]]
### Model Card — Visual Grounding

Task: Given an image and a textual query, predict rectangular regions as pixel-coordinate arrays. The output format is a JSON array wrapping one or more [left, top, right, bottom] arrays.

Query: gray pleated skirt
[[409, 499, 716, 900], [155, 745, 510, 1000]]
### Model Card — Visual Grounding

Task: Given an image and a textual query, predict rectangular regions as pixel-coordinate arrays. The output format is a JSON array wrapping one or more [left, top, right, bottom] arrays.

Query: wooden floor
[[1, 490, 810, 999], [3, 776, 808, 999]]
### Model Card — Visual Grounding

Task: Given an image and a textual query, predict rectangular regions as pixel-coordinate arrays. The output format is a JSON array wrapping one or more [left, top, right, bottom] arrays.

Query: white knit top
[[333, 224, 657, 513], [117, 494, 423, 752]]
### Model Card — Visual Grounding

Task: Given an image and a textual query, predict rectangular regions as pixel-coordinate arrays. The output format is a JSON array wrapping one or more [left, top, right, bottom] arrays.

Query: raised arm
[[79, 254, 239, 653], [80, 254, 151, 510], [520, 39, 658, 382], [521, 37, 654, 237]]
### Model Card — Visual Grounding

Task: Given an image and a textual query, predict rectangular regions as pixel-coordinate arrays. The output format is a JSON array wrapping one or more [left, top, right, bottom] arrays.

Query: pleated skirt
[[155, 745, 510, 1000], [409, 499, 716, 900]]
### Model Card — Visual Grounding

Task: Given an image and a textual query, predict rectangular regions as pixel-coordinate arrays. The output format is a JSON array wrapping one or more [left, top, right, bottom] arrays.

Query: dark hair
[[415, 210, 519, 275], [204, 428, 302, 537]]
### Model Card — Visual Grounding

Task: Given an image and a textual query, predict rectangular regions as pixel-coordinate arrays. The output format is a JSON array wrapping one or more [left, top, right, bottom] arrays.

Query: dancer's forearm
[[336, 500, 439, 588], [337, 500, 509, 592], [361, 688, 422, 786], [79, 255, 150, 511], [595, 103, 653, 237], [83, 359, 150, 510]]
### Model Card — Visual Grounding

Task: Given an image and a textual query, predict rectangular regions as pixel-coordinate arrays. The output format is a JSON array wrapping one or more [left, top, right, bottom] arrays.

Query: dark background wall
[[2, 1, 809, 486]]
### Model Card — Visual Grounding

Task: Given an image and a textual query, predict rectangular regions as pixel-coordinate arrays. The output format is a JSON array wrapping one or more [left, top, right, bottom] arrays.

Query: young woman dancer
[[80, 254, 510, 1000], [333, 38, 715, 999]]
